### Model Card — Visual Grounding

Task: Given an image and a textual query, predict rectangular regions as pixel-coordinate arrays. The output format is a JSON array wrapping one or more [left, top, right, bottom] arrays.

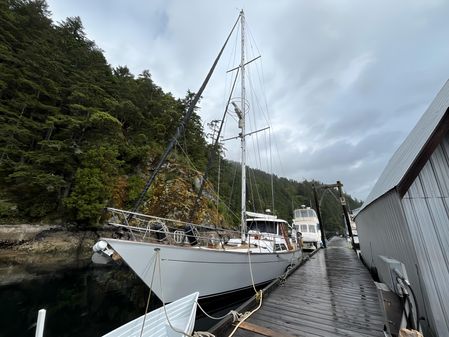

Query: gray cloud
[[47, 0, 449, 200]]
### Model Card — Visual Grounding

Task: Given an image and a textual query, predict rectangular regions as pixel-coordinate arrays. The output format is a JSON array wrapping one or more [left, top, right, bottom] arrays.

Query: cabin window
[[300, 224, 308, 232], [247, 220, 277, 234], [308, 225, 316, 233], [274, 243, 287, 251]]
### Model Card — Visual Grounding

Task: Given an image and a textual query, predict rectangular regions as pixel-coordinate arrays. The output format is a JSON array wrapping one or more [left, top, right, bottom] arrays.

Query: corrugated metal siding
[[361, 79, 449, 211], [356, 191, 430, 334], [356, 190, 419, 274], [357, 132, 449, 337], [402, 133, 449, 336]]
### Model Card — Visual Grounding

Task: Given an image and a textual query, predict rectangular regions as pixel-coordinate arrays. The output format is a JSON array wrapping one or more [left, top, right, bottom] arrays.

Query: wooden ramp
[[232, 237, 384, 337]]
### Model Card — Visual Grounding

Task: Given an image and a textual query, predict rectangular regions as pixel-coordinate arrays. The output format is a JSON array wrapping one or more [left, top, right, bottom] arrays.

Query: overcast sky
[[46, 0, 449, 201]]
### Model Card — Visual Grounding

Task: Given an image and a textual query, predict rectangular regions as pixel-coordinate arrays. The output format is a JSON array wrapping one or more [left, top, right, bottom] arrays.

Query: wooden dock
[[227, 237, 384, 337]]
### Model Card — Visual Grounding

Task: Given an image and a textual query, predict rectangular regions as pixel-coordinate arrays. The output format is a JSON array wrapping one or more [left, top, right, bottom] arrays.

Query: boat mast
[[127, 15, 241, 220], [240, 10, 247, 242]]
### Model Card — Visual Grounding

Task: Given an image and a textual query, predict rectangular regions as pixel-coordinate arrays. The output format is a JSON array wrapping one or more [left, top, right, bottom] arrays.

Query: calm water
[[0, 259, 249, 337]]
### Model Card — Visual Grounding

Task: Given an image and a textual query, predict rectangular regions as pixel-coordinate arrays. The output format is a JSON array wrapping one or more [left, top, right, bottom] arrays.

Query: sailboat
[[92, 10, 302, 303]]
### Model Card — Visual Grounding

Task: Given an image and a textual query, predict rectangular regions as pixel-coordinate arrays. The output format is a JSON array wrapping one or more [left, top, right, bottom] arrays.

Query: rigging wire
[[246, 73, 264, 171], [129, 12, 241, 217], [189, 68, 240, 222], [246, 23, 271, 128], [269, 128, 275, 212], [155, 249, 197, 337], [223, 17, 240, 110], [139, 254, 157, 337], [216, 152, 221, 219], [247, 167, 256, 212], [247, 21, 287, 214], [175, 139, 200, 173], [153, 136, 239, 223], [246, 152, 264, 212], [227, 161, 238, 216], [240, 18, 281, 214]]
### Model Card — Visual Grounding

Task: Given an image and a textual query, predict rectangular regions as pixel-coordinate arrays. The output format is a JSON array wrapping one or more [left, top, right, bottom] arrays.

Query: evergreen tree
[[0, 0, 362, 227]]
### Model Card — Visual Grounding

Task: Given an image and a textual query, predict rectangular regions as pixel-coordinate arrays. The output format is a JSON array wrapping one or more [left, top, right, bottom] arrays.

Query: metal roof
[[359, 79, 449, 212]]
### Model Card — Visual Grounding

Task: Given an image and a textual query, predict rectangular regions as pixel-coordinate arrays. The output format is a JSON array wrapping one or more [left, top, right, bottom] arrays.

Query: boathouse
[[355, 79, 449, 337]]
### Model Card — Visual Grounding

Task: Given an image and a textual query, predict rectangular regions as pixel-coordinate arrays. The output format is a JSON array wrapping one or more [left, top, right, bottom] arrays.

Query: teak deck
[[232, 237, 384, 337]]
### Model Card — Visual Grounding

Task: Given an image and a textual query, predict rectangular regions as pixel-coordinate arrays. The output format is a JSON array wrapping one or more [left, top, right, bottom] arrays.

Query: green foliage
[[126, 176, 146, 207], [211, 160, 362, 231], [0, 0, 362, 228], [0, 199, 18, 219], [0, 1, 206, 225], [63, 146, 121, 222], [64, 167, 109, 222]]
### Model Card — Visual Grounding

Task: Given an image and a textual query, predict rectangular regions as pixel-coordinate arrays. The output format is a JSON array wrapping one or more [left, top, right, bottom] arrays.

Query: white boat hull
[[102, 292, 198, 337], [104, 238, 302, 303]]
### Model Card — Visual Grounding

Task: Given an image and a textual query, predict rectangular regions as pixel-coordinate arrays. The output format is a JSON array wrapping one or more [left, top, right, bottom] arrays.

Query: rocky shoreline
[[0, 224, 116, 285], [0, 224, 114, 255]]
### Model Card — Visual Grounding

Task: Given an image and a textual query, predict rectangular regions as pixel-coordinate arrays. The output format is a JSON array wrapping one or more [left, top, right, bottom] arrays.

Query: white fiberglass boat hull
[[102, 292, 198, 337], [104, 238, 301, 303]]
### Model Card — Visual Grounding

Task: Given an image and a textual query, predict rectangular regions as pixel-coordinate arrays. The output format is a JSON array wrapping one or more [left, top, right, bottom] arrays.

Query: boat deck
[[230, 237, 384, 337]]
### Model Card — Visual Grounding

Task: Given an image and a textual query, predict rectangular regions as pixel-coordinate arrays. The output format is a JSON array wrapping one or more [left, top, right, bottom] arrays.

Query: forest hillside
[[0, 0, 362, 235]]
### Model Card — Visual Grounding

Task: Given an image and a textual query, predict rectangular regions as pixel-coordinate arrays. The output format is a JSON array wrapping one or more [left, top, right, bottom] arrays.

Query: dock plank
[[238, 321, 298, 337], [232, 237, 384, 337]]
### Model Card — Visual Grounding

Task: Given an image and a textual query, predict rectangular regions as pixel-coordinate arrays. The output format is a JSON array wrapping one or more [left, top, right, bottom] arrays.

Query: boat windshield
[[294, 209, 317, 219], [247, 220, 279, 234]]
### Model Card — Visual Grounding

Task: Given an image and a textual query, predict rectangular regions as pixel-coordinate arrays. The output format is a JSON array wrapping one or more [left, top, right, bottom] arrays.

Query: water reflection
[[0, 261, 159, 337], [0, 258, 250, 337]]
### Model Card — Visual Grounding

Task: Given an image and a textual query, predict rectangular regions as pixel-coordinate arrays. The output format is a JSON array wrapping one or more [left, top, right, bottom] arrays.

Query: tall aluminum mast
[[239, 10, 247, 242]]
